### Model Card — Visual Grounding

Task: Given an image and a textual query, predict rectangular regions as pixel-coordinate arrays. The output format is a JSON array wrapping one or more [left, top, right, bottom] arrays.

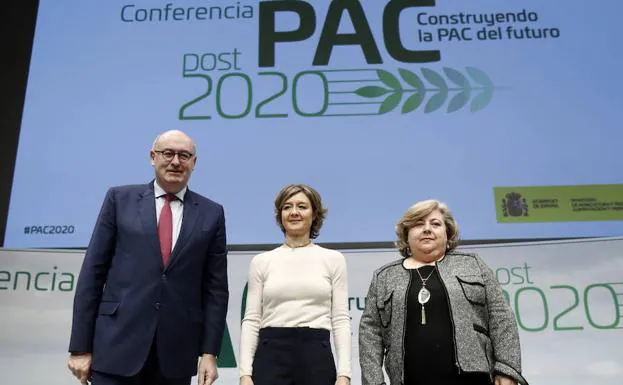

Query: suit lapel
[[138, 184, 162, 265], [165, 189, 199, 271]]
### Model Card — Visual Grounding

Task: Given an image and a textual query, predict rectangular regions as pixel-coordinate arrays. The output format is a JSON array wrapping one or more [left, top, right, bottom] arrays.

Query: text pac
[[438, 28, 472, 42], [258, 0, 441, 67]]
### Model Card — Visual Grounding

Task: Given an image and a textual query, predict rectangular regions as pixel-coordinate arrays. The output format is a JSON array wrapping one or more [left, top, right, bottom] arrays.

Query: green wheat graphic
[[321, 67, 498, 116]]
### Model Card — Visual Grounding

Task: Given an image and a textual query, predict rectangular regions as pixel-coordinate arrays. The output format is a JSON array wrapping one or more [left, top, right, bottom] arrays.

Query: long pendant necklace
[[414, 267, 436, 325]]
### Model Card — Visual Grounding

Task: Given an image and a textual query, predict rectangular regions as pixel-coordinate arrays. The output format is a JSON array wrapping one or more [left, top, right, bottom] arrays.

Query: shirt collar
[[153, 181, 186, 202]]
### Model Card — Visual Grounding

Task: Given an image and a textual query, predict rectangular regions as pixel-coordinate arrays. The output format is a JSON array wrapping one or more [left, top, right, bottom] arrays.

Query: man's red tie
[[158, 194, 175, 266]]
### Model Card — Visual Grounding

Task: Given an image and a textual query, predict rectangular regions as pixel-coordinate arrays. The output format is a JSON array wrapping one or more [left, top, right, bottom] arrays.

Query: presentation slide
[[6, 0, 623, 247]]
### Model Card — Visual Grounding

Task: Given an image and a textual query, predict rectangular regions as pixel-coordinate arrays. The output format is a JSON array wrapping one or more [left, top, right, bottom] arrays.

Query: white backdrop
[[1, 237, 622, 384]]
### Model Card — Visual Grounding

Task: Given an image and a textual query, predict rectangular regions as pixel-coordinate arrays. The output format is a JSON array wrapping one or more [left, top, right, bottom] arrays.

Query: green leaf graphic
[[447, 90, 471, 113], [421, 68, 448, 90], [398, 68, 424, 91], [355, 85, 390, 98], [377, 69, 402, 90], [424, 90, 448, 113], [471, 88, 494, 112], [379, 92, 403, 114], [349, 66, 496, 114], [401, 92, 425, 113], [466, 67, 493, 87], [444, 67, 470, 88]]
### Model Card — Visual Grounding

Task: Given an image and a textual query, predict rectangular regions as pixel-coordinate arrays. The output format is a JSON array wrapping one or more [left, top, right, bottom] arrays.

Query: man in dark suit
[[67, 130, 228, 385]]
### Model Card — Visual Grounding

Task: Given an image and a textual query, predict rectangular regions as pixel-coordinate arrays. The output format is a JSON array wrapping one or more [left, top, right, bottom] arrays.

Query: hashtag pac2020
[[24, 225, 75, 235]]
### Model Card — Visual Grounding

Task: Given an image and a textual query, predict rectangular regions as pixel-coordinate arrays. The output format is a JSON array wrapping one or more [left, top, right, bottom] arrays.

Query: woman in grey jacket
[[359, 200, 528, 385]]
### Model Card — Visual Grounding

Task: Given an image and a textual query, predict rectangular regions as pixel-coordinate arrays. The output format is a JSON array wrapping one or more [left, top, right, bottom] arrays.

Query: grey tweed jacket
[[359, 251, 528, 385]]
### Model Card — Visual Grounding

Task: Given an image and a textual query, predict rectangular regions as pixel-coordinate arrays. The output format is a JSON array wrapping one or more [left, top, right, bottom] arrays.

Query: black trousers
[[252, 327, 337, 385], [91, 338, 191, 385], [404, 372, 493, 385]]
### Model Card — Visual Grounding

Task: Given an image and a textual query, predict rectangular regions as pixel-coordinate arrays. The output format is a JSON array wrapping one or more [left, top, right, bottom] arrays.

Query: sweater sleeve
[[358, 271, 387, 385], [239, 255, 264, 377], [331, 252, 353, 378], [477, 254, 528, 385]]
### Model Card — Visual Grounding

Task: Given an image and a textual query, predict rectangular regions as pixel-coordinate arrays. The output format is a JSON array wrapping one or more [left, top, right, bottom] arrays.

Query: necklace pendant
[[421, 305, 427, 325], [418, 286, 431, 305]]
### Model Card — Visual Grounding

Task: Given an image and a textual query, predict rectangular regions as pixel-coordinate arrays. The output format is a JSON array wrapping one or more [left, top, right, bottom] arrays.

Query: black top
[[403, 265, 491, 385]]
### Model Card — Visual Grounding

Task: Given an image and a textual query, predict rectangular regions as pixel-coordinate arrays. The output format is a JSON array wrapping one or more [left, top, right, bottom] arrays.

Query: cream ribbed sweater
[[239, 244, 352, 378]]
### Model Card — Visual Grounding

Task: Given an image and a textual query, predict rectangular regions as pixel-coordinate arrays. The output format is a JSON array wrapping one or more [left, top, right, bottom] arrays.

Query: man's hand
[[198, 354, 218, 385], [67, 353, 92, 384], [335, 375, 350, 385], [239, 375, 254, 385], [495, 374, 517, 385]]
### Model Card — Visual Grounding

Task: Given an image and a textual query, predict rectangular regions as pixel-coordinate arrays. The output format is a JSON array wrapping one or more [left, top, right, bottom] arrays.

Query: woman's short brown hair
[[274, 184, 327, 239], [395, 199, 460, 258]]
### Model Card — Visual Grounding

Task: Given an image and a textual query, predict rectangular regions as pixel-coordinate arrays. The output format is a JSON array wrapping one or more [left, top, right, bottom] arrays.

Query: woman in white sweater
[[239, 184, 352, 385]]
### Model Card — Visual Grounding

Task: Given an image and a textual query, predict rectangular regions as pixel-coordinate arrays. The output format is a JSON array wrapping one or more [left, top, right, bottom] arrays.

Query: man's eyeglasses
[[154, 149, 194, 162]]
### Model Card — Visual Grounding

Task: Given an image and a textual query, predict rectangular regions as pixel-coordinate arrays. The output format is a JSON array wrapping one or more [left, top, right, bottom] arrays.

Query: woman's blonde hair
[[395, 199, 460, 257]]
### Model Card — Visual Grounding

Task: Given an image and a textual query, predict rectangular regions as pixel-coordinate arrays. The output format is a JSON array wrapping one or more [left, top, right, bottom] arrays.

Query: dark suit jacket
[[69, 183, 229, 378]]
